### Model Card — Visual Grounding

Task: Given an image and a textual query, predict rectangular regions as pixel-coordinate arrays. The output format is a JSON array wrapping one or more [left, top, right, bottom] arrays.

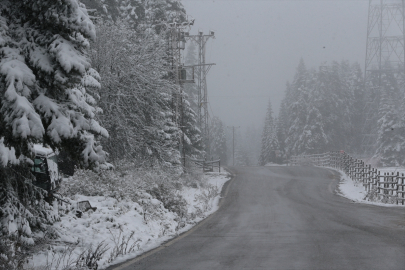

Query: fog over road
[[113, 166, 405, 270]]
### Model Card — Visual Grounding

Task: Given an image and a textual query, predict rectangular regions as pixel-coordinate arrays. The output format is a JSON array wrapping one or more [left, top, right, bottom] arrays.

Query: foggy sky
[[181, 0, 369, 131]]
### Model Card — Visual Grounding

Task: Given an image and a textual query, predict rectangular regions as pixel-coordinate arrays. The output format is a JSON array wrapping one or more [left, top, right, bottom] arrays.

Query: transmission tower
[[361, 0, 405, 156], [166, 19, 194, 165], [186, 31, 216, 156]]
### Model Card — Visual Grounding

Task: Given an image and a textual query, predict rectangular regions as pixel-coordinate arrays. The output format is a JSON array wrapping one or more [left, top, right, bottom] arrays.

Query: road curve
[[111, 166, 405, 270]]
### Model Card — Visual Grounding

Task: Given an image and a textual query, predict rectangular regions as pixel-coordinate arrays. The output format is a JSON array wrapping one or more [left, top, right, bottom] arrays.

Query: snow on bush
[[26, 163, 230, 269]]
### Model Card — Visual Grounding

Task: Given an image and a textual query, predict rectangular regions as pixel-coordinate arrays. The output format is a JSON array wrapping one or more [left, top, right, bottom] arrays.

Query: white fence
[[290, 151, 405, 205]]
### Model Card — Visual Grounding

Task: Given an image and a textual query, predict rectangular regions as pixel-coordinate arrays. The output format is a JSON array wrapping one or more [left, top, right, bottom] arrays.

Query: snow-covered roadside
[[28, 169, 231, 269], [265, 163, 287, 166], [330, 168, 405, 207]]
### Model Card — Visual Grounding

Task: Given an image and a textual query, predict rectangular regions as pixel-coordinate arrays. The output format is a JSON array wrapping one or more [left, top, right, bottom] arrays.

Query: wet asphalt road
[[112, 166, 405, 270]]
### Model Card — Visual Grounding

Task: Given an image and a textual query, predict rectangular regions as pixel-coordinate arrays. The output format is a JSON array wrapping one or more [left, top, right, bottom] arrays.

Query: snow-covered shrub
[[194, 185, 219, 214], [61, 161, 207, 222], [147, 183, 187, 219]]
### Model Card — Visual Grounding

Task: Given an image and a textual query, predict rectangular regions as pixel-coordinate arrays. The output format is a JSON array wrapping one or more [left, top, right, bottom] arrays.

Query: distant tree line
[[260, 59, 405, 167]]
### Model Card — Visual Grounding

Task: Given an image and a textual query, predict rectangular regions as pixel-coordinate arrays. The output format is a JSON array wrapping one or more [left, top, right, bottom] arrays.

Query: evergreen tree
[[285, 59, 309, 156], [181, 92, 203, 158], [0, 0, 108, 166], [259, 100, 279, 165], [346, 62, 366, 152], [278, 60, 368, 157], [295, 69, 327, 154], [0, 0, 106, 245], [374, 68, 404, 166], [210, 116, 227, 164], [276, 98, 288, 159]]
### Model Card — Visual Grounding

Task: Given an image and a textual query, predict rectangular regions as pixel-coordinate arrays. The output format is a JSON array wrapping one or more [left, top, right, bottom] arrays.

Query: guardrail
[[289, 151, 405, 205]]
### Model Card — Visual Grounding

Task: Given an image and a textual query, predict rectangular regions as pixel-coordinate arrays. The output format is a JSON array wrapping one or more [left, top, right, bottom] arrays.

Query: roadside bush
[[147, 183, 187, 219], [60, 160, 199, 220]]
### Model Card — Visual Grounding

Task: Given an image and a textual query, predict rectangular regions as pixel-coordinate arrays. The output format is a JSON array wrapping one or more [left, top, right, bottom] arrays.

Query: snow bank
[[265, 163, 287, 166], [333, 168, 405, 207], [28, 169, 231, 269]]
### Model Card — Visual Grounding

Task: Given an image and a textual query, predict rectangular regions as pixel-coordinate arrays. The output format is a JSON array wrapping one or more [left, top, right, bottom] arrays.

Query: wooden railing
[[289, 151, 405, 205], [187, 158, 221, 173]]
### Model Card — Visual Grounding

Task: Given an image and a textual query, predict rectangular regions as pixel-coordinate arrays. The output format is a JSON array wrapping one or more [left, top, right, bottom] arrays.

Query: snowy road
[[109, 166, 405, 270]]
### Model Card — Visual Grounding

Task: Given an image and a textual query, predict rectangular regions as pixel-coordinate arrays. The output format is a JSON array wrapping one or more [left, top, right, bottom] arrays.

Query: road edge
[[107, 167, 237, 270]]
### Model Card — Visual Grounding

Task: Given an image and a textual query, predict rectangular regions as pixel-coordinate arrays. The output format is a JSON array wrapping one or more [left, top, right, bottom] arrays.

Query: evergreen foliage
[[272, 59, 404, 166], [0, 0, 106, 246], [259, 100, 280, 165], [0, 0, 108, 167], [374, 69, 404, 166], [270, 59, 405, 166], [210, 116, 227, 164]]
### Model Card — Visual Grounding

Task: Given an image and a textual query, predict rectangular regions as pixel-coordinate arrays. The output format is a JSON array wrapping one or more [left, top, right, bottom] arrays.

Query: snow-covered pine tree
[[346, 62, 366, 152], [259, 100, 279, 165], [181, 91, 203, 158], [285, 59, 309, 156], [0, 0, 107, 166], [210, 116, 227, 164], [276, 98, 288, 159], [294, 69, 327, 154], [0, 0, 106, 251], [374, 67, 404, 166]]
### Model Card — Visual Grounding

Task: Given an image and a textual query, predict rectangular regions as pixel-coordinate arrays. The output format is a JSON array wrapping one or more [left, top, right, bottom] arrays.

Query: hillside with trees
[[0, 0, 228, 268]]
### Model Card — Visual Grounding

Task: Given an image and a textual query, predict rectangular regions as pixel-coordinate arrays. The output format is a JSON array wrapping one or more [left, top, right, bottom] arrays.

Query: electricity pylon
[[361, 0, 405, 157], [185, 31, 215, 157], [166, 19, 194, 165]]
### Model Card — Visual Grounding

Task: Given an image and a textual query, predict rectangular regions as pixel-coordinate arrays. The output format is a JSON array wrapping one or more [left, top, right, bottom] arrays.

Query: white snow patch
[[265, 163, 287, 166], [332, 168, 405, 207], [29, 169, 231, 269]]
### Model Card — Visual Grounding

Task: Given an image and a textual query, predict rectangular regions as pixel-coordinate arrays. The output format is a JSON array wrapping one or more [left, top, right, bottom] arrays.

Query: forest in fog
[[259, 59, 405, 167]]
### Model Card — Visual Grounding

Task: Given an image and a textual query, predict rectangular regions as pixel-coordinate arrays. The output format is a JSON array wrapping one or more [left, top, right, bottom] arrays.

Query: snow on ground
[[332, 168, 405, 207], [265, 163, 287, 166], [28, 169, 231, 269]]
